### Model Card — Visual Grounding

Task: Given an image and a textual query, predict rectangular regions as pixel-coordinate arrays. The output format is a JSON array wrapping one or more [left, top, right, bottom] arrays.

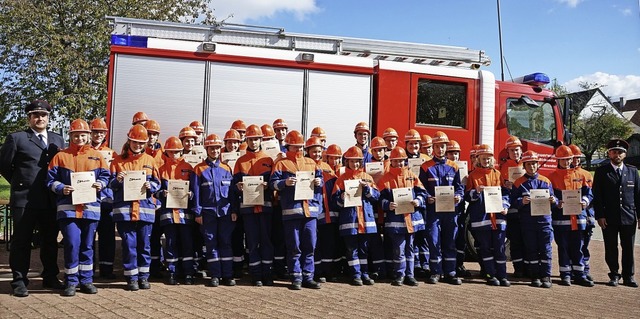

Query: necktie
[[38, 134, 47, 148], [617, 168, 622, 177]]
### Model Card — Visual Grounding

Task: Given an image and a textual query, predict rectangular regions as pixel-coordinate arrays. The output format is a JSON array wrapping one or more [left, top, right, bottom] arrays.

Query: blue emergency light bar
[[110, 35, 148, 48], [519, 72, 550, 87]]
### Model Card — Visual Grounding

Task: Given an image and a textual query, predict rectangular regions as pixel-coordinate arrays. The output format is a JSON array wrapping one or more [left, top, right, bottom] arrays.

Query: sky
[[209, 0, 640, 100]]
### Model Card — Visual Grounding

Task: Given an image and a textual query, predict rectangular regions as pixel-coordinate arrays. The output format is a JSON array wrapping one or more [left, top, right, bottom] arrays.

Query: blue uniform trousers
[[343, 234, 372, 279], [201, 214, 235, 279], [368, 232, 386, 276], [390, 233, 415, 280], [284, 217, 317, 283], [243, 212, 274, 281], [97, 202, 115, 275], [163, 224, 195, 275], [522, 225, 553, 279], [554, 229, 585, 279], [582, 225, 594, 276], [474, 229, 507, 279], [116, 221, 153, 281], [427, 213, 458, 276], [60, 218, 98, 285]]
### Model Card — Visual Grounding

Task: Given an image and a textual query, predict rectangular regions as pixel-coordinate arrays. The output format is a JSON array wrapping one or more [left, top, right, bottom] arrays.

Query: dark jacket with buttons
[[592, 163, 640, 225]]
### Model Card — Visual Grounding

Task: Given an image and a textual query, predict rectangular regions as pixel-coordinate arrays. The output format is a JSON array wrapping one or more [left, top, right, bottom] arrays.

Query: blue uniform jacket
[[270, 151, 323, 220], [512, 173, 557, 229], [191, 158, 233, 217]]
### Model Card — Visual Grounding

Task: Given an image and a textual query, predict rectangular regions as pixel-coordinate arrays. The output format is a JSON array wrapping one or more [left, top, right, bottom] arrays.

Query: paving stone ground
[[0, 236, 638, 319]]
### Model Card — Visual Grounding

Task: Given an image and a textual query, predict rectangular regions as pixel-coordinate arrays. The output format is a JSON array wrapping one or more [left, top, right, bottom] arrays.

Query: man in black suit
[[592, 138, 640, 287], [0, 100, 66, 297]]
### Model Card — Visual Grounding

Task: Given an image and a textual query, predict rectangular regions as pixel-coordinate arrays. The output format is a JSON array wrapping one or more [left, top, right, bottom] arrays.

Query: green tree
[[573, 111, 632, 169], [0, 0, 214, 138]]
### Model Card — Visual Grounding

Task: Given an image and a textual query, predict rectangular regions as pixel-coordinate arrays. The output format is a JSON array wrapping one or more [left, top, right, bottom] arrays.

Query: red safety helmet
[[144, 120, 160, 134], [521, 150, 540, 163], [131, 111, 149, 125], [245, 124, 264, 139], [326, 144, 342, 157], [310, 127, 327, 139], [447, 140, 461, 152], [370, 137, 387, 149], [389, 147, 408, 160], [69, 119, 91, 133], [569, 144, 584, 157], [189, 120, 205, 134], [164, 136, 184, 151], [432, 131, 449, 144], [261, 124, 276, 138], [382, 127, 399, 139], [223, 129, 242, 141], [272, 118, 288, 129], [128, 124, 149, 143], [305, 137, 323, 149], [179, 126, 197, 139], [505, 136, 523, 150], [284, 130, 305, 147], [353, 122, 370, 134], [420, 134, 433, 147], [89, 118, 108, 131], [404, 129, 421, 142], [555, 145, 573, 160], [231, 119, 247, 132], [204, 134, 223, 147], [476, 144, 493, 156], [343, 146, 364, 159]]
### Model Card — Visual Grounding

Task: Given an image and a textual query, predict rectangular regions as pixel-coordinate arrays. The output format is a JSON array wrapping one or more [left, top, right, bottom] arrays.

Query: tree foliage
[[573, 111, 633, 169], [0, 0, 214, 138]]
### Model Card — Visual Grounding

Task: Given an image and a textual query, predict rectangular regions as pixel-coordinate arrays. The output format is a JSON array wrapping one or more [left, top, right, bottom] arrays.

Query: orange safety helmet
[[389, 147, 408, 160], [231, 119, 247, 132], [284, 130, 305, 147], [272, 118, 288, 129], [310, 127, 327, 139], [555, 145, 573, 159], [128, 124, 149, 143], [447, 140, 461, 152], [470, 144, 481, 157], [144, 120, 160, 134], [326, 144, 342, 157], [343, 146, 364, 159], [204, 134, 223, 147], [505, 136, 523, 150], [476, 144, 493, 156], [245, 124, 264, 139], [432, 131, 449, 144], [223, 129, 242, 141], [164, 136, 184, 151], [305, 136, 323, 149], [404, 129, 421, 142], [370, 137, 387, 149], [521, 150, 540, 163], [69, 119, 91, 133], [261, 124, 276, 138], [421, 134, 433, 147], [131, 111, 149, 125], [382, 127, 399, 139], [179, 126, 197, 139], [569, 144, 584, 157], [89, 118, 108, 131], [189, 120, 205, 134], [353, 121, 370, 134]]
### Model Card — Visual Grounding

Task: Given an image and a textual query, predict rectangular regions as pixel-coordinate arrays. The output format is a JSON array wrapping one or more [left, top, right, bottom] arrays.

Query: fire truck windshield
[[506, 98, 557, 146]]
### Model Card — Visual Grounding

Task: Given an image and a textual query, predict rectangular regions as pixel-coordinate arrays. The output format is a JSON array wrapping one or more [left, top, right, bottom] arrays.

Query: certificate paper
[[343, 179, 363, 208], [261, 139, 281, 160], [98, 150, 113, 165], [242, 176, 264, 206], [294, 171, 314, 200], [366, 162, 384, 184], [222, 152, 241, 173], [483, 186, 503, 213], [435, 185, 455, 212], [183, 154, 203, 167], [455, 161, 468, 185], [408, 158, 425, 176], [562, 189, 582, 216], [123, 170, 147, 201], [392, 187, 414, 214], [192, 145, 206, 157], [70, 172, 96, 205], [530, 189, 551, 216], [508, 166, 526, 183], [166, 180, 189, 209]]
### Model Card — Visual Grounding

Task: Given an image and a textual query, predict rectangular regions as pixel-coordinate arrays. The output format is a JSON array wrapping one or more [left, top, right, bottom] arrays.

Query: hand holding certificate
[[70, 172, 97, 205], [392, 187, 414, 214], [343, 179, 363, 208], [243, 176, 265, 206], [435, 186, 455, 212], [530, 189, 551, 216], [561, 189, 582, 215], [482, 186, 503, 213], [294, 171, 314, 200], [166, 180, 189, 209], [123, 170, 147, 201]]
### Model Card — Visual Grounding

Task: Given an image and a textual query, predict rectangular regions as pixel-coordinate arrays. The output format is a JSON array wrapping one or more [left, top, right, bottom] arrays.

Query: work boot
[[79, 283, 98, 294], [541, 277, 552, 288], [575, 277, 594, 287], [351, 278, 364, 286], [253, 280, 263, 287], [486, 277, 500, 286], [184, 275, 194, 285], [290, 281, 302, 290], [12, 285, 29, 297], [560, 276, 571, 286], [426, 274, 440, 284], [126, 280, 139, 291], [403, 276, 419, 287], [209, 277, 219, 287], [362, 275, 375, 286], [530, 278, 542, 288], [302, 280, 321, 289], [499, 278, 511, 287], [139, 278, 151, 290], [444, 275, 462, 285], [456, 265, 471, 278], [391, 277, 404, 286], [61, 284, 77, 297], [221, 278, 236, 286], [623, 277, 638, 288], [168, 273, 178, 285]]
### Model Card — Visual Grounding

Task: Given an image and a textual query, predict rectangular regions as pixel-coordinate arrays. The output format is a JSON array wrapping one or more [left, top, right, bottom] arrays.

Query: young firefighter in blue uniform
[[464, 144, 511, 287], [500, 136, 526, 278], [569, 144, 596, 282], [512, 151, 556, 288], [270, 130, 324, 290], [405, 129, 430, 278], [368, 137, 390, 280], [378, 147, 426, 286], [155, 136, 195, 285], [110, 124, 161, 291], [47, 119, 110, 296], [191, 134, 236, 287], [548, 145, 594, 287], [231, 125, 275, 286], [352, 122, 373, 164], [332, 146, 380, 286], [420, 131, 464, 285], [446, 140, 471, 278]]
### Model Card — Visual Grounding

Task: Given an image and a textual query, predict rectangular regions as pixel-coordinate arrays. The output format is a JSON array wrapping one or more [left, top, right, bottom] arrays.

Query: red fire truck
[[105, 16, 569, 170]]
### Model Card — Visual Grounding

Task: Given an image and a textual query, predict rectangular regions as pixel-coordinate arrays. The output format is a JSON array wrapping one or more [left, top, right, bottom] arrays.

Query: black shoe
[[607, 277, 620, 287], [42, 277, 65, 290], [541, 277, 552, 288], [575, 277, 594, 287], [290, 281, 302, 290], [221, 278, 236, 286], [184, 275, 194, 285], [302, 280, 321, 289], [139, 278, 151, 289], [127, 280, 139, 291], [209, 277, 219, 287], [456, 265, 472, 278], [351, 278, 364, 286], [530, 278, 542, 288], [168, 273, 178, 285], [12, 285, 29, 297], [61, 285, 77, 297], [586, 274, 594, 282], [499, 278, 511, 287], [253, 280, 263, 287], [79, 283, 98, 294], [426, 274, 440, 284], [403, 276, 419, 287], [314, 277, 327, 283], [444, 275, 462, 285], [362, 276, 375, 286], [391, 277, 404, 286], [559, 277, 571, 286], [623, 277, 638, 288], [486, 277, 500, 286]]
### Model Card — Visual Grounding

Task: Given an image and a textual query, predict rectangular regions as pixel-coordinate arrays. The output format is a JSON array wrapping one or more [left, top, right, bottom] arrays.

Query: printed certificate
[[408, 158, 425, 177], [98, 150, 114, 165], [222, 152, 241, 173], [343, 179, 363, 208], [70, 171, 96, 205], [392, 187, 414, 214], [455, 161, 468, 185], [530, 189, 551, 216], [365, 161, 384, 183], [242, 176, 264, 206], [183, 154, 203, 167], [123, 170, 147, 201], [562, 189, 582, 216], [435, 185, 455, 212], [261, 139, 281, 160], [294, 171, 314, 200], [483, 186, 503, 213], [192, 145, 206, 157], [166, 180, 189, 209], [508, 166, 526, 183]]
